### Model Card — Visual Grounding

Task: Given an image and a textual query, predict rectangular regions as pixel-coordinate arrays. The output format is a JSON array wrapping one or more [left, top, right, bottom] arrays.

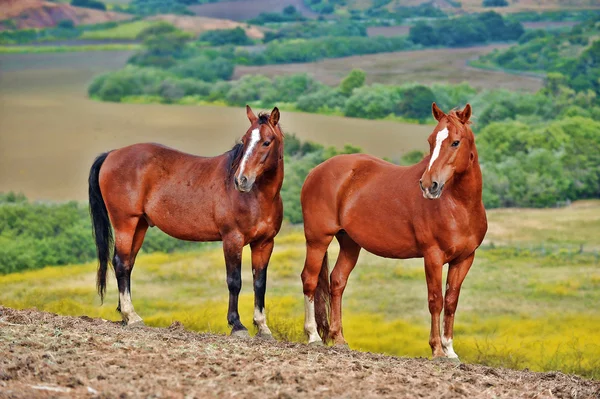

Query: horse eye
[[263, 141, 271, 147], [451, 141, 460, 147]]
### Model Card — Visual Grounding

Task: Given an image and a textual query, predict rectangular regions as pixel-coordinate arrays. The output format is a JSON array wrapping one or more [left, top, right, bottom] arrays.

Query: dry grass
[[366, 25, 410, 37], [347, 0, 600, 14], [189, 0, 317, 21], [147, 15, 265, 39], [485, 200, 600, 249], [234, 45, 544, 92]]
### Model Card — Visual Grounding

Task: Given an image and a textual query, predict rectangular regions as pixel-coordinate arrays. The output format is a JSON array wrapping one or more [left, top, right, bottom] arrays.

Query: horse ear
[[457, 103, 472, 124], [432, 102, 445, 122], [246, 105, 258, 124], [269, 107, 280, 126]]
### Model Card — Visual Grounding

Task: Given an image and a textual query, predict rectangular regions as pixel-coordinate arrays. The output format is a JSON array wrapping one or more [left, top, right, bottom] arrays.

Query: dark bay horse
[[300, 103, 487, 359], [88, 106, 284, 338]]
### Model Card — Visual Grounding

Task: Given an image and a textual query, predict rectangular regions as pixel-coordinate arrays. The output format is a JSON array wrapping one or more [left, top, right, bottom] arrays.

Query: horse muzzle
[[420, 180, 444, 200], [234, 175, 254, 192]]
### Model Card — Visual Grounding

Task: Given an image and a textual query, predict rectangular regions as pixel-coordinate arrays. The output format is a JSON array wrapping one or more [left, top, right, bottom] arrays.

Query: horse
[[88, 106, 284, 338], [300, 103, 487, 359]]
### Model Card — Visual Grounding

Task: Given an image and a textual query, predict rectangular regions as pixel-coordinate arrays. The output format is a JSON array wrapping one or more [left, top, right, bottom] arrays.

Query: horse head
[[420, 103, 476, 200], [234, 105, 284, 193]]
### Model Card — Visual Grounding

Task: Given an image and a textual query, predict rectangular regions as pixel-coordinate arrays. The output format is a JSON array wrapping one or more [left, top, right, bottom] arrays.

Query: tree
[[71, 0, 106, 11], [483, 0, 508, 6], [397, 85, 436, 121], [283, 5, 297, 15], [339, 69, 366, 96], [198, 27, 251, 46]]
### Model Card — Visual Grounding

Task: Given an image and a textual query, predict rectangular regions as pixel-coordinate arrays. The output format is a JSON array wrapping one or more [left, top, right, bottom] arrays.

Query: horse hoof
[[231, 329, 251, 339], [256, 332, 275, 341], [333, 343, 351, 351], [308, 340, 325, 347], [125, 320, 145, 329]]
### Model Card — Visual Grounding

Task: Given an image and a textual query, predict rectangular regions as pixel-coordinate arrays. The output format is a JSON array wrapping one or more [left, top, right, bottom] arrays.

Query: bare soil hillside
[[147, 14, 264, 39], [0, 0, 131, 30], [0, 306, 598, 398]]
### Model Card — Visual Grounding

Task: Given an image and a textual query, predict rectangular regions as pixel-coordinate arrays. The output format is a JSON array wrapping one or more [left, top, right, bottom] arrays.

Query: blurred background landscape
[[0, 0, 599, 379]]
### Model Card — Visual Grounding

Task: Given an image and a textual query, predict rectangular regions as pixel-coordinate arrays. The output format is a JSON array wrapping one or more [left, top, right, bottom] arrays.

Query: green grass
[[0, 44, 140, 54], [1, 202, 599, 379], [80, 21, 156, 40]]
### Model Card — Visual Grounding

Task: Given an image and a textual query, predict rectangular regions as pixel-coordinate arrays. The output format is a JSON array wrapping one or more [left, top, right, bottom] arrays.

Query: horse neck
[[447, 150, 483, 207], [257, 158, 284, 201]]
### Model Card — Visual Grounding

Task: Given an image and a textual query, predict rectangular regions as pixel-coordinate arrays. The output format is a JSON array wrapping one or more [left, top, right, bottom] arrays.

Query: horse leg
[[250, 238, 274, 338], [424, 252, 445, 358], [223, 233, 247, 337], [442, 253, 475, 360], [329, 232, 361, 346], [113, 217, 146, 327], [301, 235, 334, 344]]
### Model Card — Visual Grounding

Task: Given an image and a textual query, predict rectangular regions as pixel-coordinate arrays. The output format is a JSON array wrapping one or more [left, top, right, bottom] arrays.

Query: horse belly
[[342, 211, 422, 259], [145, 191, 221, 242]]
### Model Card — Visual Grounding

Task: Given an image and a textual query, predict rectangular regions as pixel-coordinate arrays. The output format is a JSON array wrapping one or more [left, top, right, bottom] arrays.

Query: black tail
[[314, 252, 331, 343], [88, 152, 113, 303]]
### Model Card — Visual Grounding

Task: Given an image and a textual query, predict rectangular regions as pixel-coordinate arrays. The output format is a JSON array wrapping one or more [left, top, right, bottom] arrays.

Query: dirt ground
[[0, 306, 598, 399]]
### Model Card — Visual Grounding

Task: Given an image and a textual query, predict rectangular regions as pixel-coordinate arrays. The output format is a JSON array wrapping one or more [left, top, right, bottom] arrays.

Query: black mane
[[258, 112, 270, 125], [227, 142, 244, 181]]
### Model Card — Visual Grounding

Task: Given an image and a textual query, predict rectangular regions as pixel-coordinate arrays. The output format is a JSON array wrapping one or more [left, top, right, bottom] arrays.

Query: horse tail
[[88, 152, 113, 304], [314, 251, 331, 343]]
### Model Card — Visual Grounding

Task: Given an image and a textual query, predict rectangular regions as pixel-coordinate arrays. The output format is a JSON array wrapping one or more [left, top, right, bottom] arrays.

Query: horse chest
[[433, 206, 486, 262]]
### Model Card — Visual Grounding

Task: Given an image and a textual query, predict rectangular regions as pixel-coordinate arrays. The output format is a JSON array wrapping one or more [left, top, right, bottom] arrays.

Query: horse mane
[[227, 142, 244, 181], [447, 110, 472, 126], [258, 112, 270, 125]]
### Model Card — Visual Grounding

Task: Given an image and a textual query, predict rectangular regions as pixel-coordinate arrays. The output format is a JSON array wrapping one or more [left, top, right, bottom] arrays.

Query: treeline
[[88, 66, 472, 122], [0, 21, 120, 45], [409, 11, 523, 47], [262, 20, 367, 42], [475, 17, 600, 102], [0, 193, 205, 274]]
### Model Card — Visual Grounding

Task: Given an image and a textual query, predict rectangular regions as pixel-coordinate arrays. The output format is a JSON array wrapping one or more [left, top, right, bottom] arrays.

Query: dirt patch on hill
[[148, 14, 265, 39], [0, 306, 598, 398], [0, 0, 131, 30]]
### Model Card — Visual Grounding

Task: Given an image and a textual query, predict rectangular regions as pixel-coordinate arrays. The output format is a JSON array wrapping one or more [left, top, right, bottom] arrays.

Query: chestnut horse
[[300, 103, 487, 359], [88, 106, 284, 338]]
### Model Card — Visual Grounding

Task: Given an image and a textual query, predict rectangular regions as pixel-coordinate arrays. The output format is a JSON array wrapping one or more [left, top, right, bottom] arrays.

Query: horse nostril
[[431, 181, 439, 192], [419, 180, 424, 191], [240, 176, 248, 185], [234, 177, 239, 187]]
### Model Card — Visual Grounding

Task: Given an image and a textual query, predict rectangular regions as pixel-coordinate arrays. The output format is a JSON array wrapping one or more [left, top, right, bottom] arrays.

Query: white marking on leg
[[237, 128, 261, 179], [253, 306, 272, 336], [442, 335, 459, 359], [428, 127, 449, 171], [304, 295, 321, 343], [119, 291, 142, 325]]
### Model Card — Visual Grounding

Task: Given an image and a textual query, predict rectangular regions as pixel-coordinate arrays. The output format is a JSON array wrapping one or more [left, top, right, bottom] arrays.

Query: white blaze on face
[[304, 295, 321, 343], [237, 128, 261, 180], [428, 127, 449, 172], [253, 306, 272, 336]]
